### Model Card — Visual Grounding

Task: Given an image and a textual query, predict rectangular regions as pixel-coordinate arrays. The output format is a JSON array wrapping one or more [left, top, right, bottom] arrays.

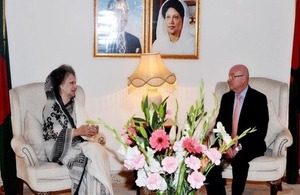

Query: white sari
[[43, 77, 113, 195]]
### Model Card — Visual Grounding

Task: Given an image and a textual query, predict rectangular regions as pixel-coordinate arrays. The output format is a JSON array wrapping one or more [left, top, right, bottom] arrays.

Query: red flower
[[121, 127, 137, 145], [183, 137, 203, 154], [149, 129, 170, 151]]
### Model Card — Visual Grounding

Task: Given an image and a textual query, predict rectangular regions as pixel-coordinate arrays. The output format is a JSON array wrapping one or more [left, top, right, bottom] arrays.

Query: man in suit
[[97, 0, 142, 54], [205, 64, 269, 195]]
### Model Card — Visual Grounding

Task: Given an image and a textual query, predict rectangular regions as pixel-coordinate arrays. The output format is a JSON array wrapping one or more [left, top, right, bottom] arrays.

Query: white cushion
[[29, 162, 70, 180], [24, 111, 47, 161], [224, 156, 283, 172], [265, 101, 284, 148]]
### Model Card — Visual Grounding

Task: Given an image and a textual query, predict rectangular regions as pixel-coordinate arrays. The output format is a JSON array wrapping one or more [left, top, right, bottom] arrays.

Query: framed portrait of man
[[94, 0, 146, 57], [148, 0, 199, 59]]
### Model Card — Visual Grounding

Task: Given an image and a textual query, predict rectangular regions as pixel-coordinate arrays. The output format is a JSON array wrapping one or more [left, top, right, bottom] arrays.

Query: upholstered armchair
[[214, 77, 293, 195], [10, 82, 106, 194]]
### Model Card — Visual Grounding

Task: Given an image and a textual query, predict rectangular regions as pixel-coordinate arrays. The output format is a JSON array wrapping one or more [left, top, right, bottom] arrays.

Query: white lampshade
[[127, 53, 176, 104]]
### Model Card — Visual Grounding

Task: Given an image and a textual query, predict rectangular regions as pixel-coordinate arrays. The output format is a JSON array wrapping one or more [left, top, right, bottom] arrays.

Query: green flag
[[0, 1, 19, 194]]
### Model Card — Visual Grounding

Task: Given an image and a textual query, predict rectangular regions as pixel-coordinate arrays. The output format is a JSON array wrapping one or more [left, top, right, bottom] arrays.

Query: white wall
[[5, 0, 295, 172]]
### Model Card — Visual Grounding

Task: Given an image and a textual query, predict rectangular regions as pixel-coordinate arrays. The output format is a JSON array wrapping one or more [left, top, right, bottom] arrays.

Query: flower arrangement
[[87, 82, 255, 195]]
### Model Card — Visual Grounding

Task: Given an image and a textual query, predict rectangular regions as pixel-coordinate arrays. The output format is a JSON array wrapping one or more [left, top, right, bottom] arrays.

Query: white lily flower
[[213, 122, 232, 144], [184, 122, 190, 131], [125, 146, 140, 159], [135, 169, 147, 187], [146, 146, 155, 158], [148, 157, 163, 173]]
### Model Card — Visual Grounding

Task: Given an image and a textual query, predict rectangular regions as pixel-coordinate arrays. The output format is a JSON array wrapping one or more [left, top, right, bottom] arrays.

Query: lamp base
[[143, 88, 162, 106]]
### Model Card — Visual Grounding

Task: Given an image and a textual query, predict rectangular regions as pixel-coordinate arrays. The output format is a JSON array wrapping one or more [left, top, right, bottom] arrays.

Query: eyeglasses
[[228, 74, 244, 80]]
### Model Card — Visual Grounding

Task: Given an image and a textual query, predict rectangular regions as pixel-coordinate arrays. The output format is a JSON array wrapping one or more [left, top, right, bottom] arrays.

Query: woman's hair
[[161, 0, 185, 19], [49, 64, 76, 96]]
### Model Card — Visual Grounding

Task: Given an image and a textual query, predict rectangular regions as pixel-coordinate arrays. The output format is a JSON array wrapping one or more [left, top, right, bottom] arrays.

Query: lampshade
[[127, 53, 176, 104], [128, 53, 176, 90]]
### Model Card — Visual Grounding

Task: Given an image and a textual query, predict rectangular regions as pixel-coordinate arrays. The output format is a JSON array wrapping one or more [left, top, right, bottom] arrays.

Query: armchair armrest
[[82, 132, 106, 146], [11, 135, 39, 166], [95, 132, 106, 146], [272, 128, 293, 157]]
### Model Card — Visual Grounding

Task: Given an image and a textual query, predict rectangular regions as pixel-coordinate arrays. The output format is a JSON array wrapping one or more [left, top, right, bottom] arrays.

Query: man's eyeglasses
[[228, 74, 244, 80]]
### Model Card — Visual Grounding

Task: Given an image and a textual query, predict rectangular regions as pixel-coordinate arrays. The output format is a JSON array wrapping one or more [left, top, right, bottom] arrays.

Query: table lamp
[[127, 53, 176, 105]]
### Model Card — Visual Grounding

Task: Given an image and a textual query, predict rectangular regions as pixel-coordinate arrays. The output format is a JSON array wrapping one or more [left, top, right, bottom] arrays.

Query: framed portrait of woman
[[94, 0, 146, 57], [148, 0, 199, 59]]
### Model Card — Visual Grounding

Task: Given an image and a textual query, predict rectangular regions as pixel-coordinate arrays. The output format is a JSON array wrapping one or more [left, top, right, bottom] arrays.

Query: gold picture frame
[[148, 0, 199, 59], [94, 0, 146, 57]]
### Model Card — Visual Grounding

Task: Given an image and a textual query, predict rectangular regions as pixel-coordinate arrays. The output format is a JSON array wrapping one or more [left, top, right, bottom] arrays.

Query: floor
[[1, 172, 298, 195], [20, 180, 300, 195]]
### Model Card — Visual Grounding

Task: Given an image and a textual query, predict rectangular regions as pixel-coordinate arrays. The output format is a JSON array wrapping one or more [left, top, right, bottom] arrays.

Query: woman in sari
[[152, 0, 195, 54], [42, 65, 113, 195]]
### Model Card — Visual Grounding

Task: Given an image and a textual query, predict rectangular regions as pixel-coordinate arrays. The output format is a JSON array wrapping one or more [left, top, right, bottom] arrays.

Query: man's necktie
[[118, 34, 125, 53], [232, 94, 241, 138]]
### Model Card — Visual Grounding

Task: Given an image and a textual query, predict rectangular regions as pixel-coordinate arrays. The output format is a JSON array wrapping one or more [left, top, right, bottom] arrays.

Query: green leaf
[[152, 102, 159, 111], [158, 104, 166, 119], [133, 117, 146, 123], [136, 125, 148, 139], [151, 111, 159, 129]]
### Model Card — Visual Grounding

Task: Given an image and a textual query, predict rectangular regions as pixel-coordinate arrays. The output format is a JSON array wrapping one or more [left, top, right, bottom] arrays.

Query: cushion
[[30, 162, 70, 180], [24, 111, 47, 161], [264, 101, 285, 148], [223, 155, 283, 172]]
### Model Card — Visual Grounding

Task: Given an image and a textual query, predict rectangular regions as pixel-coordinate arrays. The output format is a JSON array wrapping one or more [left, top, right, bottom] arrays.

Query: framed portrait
[[94, 0, 146, 57], [148, 0, 199, 59]]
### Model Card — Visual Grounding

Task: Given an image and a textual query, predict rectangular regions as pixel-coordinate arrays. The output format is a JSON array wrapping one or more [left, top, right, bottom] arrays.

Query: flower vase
[[139, 187, 201, 195], [139, 187, 155, 195]]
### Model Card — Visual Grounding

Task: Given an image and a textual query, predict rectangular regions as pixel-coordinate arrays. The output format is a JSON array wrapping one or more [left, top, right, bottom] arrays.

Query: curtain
[[0, 1, 19, 194], [286, 0, 300, 184]]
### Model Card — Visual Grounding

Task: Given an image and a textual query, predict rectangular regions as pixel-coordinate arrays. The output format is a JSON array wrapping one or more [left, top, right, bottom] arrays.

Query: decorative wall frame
[[93, 0, 199, 59], [148, 0, 199, 59], [94, 0, 146, 57]]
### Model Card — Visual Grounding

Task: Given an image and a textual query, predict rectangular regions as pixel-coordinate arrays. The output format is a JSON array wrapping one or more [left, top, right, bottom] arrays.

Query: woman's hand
[[73, 125, 99, 138]]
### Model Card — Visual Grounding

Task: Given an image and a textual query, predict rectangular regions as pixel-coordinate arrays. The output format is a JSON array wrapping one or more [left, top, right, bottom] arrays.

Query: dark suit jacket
[[124, 32, 142, 53], [98, 32, 141, 54], [216, 86, 269, 157]]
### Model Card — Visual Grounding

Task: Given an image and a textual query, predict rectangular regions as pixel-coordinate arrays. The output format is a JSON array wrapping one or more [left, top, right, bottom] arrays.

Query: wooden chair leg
[[267, 178, 282, 195]]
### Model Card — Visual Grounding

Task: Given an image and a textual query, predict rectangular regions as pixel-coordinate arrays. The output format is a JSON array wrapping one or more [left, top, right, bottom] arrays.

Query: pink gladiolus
[[149, 129, 170, 151], [124, 146, 145, 170], [182, 137, 202, 154], [185, 155, 201, 171], [173, 140, 182, 151], [187, 171, 206, 189], [132, 154, 146, 169], [146, 173, 164, 190], [123, 133, 133, 145], [162, 156, 179, 174], [128, 127, 137, 135], [124, 153, 145, 170], [206, 147, 222, 165], [121, 127, 136, 145]]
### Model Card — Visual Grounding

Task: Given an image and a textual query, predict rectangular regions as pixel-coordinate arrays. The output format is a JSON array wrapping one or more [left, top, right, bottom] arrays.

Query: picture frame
[[94, 0, 146, 57], [148, 0, 199, 59]]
